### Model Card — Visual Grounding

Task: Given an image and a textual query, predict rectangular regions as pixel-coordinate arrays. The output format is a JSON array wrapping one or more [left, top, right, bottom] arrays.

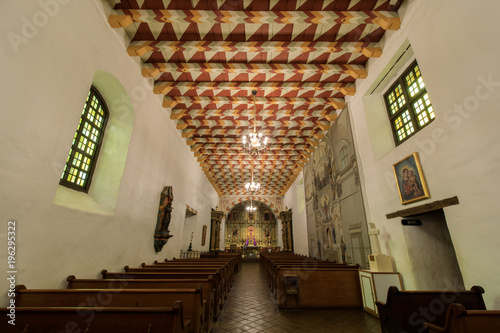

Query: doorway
[[402, 209, 464, 290]]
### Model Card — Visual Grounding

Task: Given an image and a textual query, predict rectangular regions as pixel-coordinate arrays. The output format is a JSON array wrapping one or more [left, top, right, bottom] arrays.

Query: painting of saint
[[393, 152, 430, 204]]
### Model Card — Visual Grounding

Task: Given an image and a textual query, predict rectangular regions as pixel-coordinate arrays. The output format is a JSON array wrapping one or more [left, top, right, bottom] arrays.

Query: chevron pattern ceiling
[[107, 0, 404, 196]]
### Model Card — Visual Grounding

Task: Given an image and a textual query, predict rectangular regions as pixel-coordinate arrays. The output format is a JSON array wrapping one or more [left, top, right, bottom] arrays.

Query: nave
[[213, 262, 381, 333]]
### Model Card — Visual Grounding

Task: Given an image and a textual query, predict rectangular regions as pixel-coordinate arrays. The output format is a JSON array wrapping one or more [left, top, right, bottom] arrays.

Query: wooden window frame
[[384, 60, 435, 145], [60, 86, 108, 192]]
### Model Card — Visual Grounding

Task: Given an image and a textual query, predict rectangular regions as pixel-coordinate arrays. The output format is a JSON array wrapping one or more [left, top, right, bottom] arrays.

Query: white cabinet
[[359, 270, 402, 317]]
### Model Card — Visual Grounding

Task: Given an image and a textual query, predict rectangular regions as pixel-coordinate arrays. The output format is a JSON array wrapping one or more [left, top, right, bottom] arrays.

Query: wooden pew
[[100, 270, 222, 319], [169, 257, 238, 277], [66, 275, 215, 333], [216, 252, 242, 270], [425, 303, 500, 333], [14, 285, 204, 333], [275, 267, 363, 308], [146, 262, 234, 289], [0, 303, 189, 333], [124, 266, 228, 307], [375, 286, 487, 333], [269, 262, 357, 294]]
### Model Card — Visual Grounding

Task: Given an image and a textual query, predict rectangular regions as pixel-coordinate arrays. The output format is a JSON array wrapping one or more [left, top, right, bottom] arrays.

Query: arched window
[[340, 146, 348, 170], [60, 86, 108, 192]]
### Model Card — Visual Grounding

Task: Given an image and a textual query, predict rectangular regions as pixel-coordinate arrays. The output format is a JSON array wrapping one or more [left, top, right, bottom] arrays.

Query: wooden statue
[[154, 186, 174, 252]]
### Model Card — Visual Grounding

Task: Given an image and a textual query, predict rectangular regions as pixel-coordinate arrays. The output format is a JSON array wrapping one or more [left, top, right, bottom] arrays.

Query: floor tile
[[212, 262, 382, 333]]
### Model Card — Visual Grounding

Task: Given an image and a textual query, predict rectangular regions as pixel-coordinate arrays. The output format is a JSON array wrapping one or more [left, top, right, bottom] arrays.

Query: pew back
[[376, 286, 487, 333], [0, 304, 187, 333], [66, 276, 214, 333], [425, 303, 500, 333], [276, 268, 362, 308], [15, 285, 203, 333]]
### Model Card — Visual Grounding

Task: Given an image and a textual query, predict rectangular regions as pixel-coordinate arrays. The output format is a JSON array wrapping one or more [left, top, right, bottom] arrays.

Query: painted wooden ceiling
[[107, 0, 404, 196]]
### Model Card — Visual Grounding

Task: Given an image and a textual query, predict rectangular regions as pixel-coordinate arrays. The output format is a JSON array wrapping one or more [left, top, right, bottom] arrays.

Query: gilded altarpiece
[[224, 204, 277, 251]]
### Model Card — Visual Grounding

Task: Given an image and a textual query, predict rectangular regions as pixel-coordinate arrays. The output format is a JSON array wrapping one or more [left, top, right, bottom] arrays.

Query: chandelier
[[242, 90, 268, 156], [245, 161, 260, 195], [246, 198, 257, 212]]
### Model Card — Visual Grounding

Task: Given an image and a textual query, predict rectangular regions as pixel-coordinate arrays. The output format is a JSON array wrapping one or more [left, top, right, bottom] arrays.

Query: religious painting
[[393, 152, 430, 205], [201, 225, 207, 246]]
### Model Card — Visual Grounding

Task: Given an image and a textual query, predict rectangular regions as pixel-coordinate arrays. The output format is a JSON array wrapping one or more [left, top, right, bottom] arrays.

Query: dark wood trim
[[386, 196, 459, 219]]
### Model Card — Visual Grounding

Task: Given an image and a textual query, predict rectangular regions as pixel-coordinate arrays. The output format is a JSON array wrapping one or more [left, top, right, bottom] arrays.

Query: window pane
[[60, 87, 108, 192], [413, 93, 435, 126], [385, 61, 435, 145], [386, 84, 406, 115], [393, 110, 415, 142]]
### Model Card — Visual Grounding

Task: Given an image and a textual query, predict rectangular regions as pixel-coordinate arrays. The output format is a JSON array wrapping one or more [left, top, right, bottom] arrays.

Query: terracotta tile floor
[[212, 262, 382, 333]]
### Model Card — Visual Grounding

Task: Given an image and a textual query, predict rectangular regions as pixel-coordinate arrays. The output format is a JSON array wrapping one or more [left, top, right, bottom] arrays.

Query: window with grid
[[60, 87, 108, 192], [384, 61, 435, 144]]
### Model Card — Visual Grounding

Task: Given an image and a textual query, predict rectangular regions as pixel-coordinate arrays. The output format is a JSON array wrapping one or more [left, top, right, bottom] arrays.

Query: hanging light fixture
[[246, 197, 257, 212], [242, 90, 268, 156], [245, 160, 260, 195]]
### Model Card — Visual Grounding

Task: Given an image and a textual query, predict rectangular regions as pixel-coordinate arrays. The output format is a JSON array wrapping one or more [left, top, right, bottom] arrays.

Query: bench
[[425, 303, 500, 333], [376, 286, 487, 333], [275, 267, 363, 308], [124, 266, 228, 306], [15, 285, 204, 333], [100, 270, 222, 319], [269, 262, 358, 294], [0, 302, 189, 333], [66, 275, 215, 333], [145, 262, 234, 289]]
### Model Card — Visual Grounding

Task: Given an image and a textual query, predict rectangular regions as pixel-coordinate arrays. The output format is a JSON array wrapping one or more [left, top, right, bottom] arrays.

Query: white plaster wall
[[0, 0, 218, 306], [348, 0, 500, 309], [283, 173, 309, 255]]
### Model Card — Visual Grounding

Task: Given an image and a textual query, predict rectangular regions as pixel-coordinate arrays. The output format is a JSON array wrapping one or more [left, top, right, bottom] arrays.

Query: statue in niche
[[154, 186, 174, 252]]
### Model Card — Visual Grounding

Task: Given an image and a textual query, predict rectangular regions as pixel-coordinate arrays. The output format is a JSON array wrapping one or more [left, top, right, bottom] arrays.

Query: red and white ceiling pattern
[[108, 0, 404, 196]]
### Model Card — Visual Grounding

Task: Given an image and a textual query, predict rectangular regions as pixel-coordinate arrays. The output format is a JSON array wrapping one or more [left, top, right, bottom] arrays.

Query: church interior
[[1, 0, 500, 331]]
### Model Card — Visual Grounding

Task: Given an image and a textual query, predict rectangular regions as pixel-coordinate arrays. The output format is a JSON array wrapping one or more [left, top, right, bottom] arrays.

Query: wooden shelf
[[386, 196, 459, 219]]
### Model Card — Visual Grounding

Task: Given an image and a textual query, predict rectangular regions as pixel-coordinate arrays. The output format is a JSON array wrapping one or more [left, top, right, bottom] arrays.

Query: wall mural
[[303, 108, 370, 267]]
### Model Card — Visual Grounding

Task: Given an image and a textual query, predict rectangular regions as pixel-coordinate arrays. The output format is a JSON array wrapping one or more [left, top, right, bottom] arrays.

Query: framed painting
[[393, 152, 430, 205], [201, 225, 207, 246]]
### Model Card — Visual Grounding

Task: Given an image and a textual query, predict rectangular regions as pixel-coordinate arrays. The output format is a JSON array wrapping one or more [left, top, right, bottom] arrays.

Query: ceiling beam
[[163, 95, 346, 110], [109, 9, 400, 30], [128, 40, 382, 63], [176, 118, 331, 129], [180, 127, 324, 138], [155, 81, 355, 97], [143, 62, 366, 82]]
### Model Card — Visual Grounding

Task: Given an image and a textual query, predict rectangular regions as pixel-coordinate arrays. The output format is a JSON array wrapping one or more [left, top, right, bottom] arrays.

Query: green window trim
[[60, 86, 108, 192]]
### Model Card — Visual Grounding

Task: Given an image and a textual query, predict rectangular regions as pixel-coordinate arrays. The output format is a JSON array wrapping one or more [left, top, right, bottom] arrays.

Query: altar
[[243, 246, 260, 256], [224, 201, 277, 251]]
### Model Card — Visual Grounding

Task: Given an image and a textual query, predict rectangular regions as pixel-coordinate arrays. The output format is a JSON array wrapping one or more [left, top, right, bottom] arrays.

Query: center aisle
[[212, 262, 381, 333]]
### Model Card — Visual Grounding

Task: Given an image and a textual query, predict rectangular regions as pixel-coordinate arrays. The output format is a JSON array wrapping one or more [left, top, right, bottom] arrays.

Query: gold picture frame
[[393, 152, 430, 205]]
